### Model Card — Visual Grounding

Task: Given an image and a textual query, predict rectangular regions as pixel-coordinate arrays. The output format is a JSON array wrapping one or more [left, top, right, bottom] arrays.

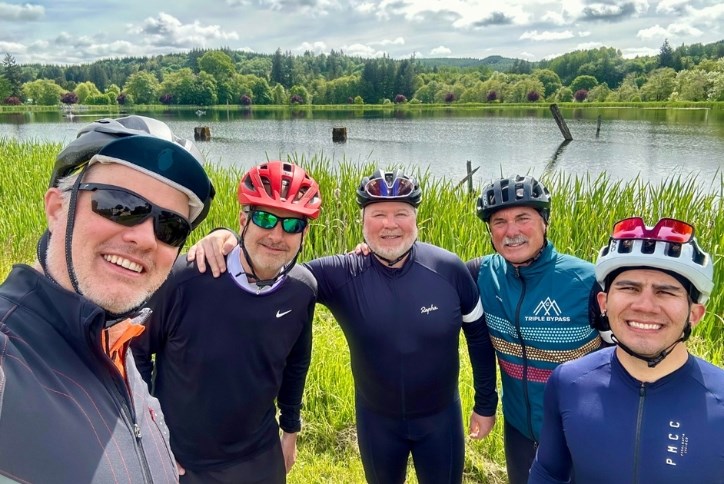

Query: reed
[[1, 139, 721, 483]]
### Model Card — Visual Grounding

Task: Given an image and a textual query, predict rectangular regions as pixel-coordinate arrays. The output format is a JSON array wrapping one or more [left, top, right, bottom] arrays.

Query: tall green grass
[[1, 139, 721, 483]]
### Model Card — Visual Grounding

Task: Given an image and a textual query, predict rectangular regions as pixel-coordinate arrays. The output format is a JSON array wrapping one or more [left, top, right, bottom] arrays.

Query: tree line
[[1, 39, 723, 108]]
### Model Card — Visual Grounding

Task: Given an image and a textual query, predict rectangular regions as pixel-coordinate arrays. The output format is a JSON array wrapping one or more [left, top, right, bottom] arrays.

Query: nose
[[629, 288, 659, 314], [122, 217, 159, 250], [381, 215, 398, 228], [266, 222, 286, 240]]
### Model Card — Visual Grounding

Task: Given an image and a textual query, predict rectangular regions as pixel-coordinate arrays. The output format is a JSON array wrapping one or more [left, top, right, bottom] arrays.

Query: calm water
[[2, 107, 722, 187]]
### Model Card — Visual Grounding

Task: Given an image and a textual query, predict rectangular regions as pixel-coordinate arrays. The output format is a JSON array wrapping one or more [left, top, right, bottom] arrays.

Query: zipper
[[513, 266, 535, 443], [633, 382, 646, 484]]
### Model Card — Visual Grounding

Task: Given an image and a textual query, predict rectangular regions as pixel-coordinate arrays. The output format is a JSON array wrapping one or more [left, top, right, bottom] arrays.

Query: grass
[[1, 139, 722, 483]]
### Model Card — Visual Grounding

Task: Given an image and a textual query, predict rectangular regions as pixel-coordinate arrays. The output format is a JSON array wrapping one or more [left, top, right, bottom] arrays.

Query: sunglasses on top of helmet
[[77, 183, 192, 248], [363, 177, 415, 199], [250, 210, 307, 234], [611, 217, 694, 244]]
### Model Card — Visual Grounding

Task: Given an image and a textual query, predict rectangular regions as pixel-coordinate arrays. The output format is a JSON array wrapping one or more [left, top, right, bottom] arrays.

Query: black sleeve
[[463, 314, 498, 416], [276, 293, 315, 433], [466, 257, 482, 282]]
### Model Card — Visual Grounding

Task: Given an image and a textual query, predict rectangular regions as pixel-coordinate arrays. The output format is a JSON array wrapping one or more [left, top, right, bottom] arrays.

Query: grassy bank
[[1, 139, 722, 482]]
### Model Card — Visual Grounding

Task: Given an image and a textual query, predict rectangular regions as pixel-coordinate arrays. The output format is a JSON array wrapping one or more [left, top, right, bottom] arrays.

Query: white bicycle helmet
[[595, 218, 713, 304]]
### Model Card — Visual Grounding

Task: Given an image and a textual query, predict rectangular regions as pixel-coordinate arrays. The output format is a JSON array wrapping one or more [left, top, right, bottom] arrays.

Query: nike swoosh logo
[[276, 310, 292, 318]]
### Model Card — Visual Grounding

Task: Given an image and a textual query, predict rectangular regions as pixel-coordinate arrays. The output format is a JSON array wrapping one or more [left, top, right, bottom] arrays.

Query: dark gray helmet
[[51, 115, 214, 228], [476, 175, 550, 223], [356, 169, 422, 208]]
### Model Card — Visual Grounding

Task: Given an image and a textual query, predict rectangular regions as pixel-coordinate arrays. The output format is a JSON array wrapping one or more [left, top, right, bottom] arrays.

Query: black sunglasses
[[77, 183, 192, 247], [249, 210, 307, 234]]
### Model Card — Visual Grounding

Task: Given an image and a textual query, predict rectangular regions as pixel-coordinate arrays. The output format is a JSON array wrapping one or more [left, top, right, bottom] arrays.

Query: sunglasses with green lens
[[250, 210, 307, 234]]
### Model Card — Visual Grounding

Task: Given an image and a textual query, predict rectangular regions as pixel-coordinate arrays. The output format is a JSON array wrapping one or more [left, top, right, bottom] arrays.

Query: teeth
[[628, 321, 661, 330], [104, 254, 142, 273]]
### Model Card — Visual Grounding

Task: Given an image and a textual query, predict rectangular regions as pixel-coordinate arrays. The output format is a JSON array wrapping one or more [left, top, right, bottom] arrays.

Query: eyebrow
[[612, 279, 686, 293]]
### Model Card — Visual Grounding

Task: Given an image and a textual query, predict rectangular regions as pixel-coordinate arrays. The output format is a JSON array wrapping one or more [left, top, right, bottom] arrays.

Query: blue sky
[[1, 0, 722, 65]]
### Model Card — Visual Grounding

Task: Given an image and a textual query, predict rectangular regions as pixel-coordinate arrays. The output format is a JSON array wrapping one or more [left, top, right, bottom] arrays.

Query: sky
[[1, 0, 722, 66]]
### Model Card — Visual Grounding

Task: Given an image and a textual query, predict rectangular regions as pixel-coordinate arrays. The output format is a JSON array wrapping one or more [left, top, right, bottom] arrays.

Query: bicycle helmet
[[238, 161, 322, 219], [356, 169, 422, 208], [52, 115, 214, 228], [595, 218, 713, 304], [477, 175, 550, 223]]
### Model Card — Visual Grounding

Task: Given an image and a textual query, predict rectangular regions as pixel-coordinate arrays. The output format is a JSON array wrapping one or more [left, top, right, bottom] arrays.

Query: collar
[[226, 245, 285, 295]]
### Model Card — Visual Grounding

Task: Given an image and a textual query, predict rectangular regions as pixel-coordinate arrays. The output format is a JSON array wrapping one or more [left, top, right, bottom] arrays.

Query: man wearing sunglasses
[[0, 116, 214, 483], [188, 168, 496, 484], [132, 161, 321, 484], [466, 175, 603, 484], [529, 217, 723, 483]]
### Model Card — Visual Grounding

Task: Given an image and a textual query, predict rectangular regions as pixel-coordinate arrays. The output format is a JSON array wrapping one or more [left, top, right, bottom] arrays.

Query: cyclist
[[0, 115, 214, 483], [189, 168, 498, 484], [529, 216, 723, 482], [466, 175, 602, 484], [132, 161, 321, 484]]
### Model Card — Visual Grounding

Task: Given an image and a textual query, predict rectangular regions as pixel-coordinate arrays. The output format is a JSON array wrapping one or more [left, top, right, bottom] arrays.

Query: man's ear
[[596, 291, 608, 314], [688, 303, 706, 328], [44, 188, 66, 230], [239, 211, 248, 230]]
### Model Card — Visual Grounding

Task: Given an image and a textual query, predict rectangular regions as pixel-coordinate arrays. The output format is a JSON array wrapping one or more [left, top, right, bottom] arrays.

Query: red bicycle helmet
[[238, 161, 322, 219]]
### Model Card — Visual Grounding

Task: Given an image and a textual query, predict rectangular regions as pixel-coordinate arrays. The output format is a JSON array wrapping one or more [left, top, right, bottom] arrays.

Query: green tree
[[0, 76, 10, 101], [658, 39, 674, 69], [73, 81, 101, 103], [289, 85, 310, 104], [271, 83, 287, 104], [533, 69, 562, 99], [673, 68, 710, 101], [123, 71, 160, 104], [508, 77, 545, 102], [2, 53, 23, 98], [554, 86, 573, 102], [639, 68, 676, 101], [587, 83, 611, 102], [21, 79, 64, 105], [198, 50, 237, 104], [569, 75, 598, 92]]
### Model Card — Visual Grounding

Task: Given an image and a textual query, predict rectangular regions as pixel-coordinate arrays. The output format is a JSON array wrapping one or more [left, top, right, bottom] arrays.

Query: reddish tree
[[444, 92, 455, 103], [574, 89, 588, 102], [61, 92, 78, 105], [3, 96, 21, 105], [527, 91, 540, 102], [290, 94, 303, 104], [159, 93, 173, 105], [116, 93, 128, 105], [240, 94, 252, 106], [486, 90, 498, 102], [347, 96, 354, 104], [394, 94, 407, 104]]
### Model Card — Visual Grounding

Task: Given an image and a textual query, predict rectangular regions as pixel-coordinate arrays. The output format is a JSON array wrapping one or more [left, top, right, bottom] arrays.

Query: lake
[[1, 107, 722, 189]]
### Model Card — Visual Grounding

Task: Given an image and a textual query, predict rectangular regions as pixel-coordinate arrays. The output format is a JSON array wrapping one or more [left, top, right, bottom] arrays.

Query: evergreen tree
[[271, 48, 284, 86], [2, 53, 23, 98], [659, 39, 674, 68]]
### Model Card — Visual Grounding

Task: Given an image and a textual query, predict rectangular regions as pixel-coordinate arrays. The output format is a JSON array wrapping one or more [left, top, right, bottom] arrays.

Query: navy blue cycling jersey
[[305, 241, 496, 419], [529, 347, 724, 483]]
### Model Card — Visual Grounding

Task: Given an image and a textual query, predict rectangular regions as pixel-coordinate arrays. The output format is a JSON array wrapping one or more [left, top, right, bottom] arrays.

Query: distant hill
[[416, 55, 519, 71]]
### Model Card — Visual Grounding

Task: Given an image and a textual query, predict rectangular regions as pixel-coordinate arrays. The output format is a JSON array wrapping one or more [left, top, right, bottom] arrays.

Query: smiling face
[[488, 206, 547, 266], [597, 268, 705, 367], [44, 163, 189, 314], [362, 201, 418, 266], [239, 206, 306, 281]]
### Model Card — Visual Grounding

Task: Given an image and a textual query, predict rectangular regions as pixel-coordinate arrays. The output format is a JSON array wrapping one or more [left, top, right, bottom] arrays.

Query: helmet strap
[[612, 330, 688, 368], [372, 246, 413, 267]]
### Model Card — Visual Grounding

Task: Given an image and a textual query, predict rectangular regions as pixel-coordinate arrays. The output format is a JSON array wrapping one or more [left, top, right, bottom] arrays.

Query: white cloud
[[520, 30, 575, 41], [637, 24, 668, 40], [341, 42, 387, 57], [0, 2, 44, 20], [578, 30, 591, 38], [621, 46, 659, 58], [637, 22, 701, 40], [371, 37, 405, 46], [541, 11, 567, 26], [656, 0, 688, 15], [0, 40, 26, 52], [519, 51, 536, 59], [576, 41, 604, 50], [130, 12, 239, 48], [430, 45, 452, 56], [296, 41, 328, 54]]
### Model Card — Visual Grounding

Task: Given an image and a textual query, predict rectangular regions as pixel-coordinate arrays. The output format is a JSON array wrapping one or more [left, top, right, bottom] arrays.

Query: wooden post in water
[[332, 127, 347, 143], [596, 115, 602, 137], [194, 126, 211, 141], [549, 104, 573, 141], [455, 161, 479, 194]]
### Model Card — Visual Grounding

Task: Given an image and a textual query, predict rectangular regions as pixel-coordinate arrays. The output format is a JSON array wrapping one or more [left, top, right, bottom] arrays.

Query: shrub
[[527, 91, 540, 102], [159, 93, 173, 105], [3, 96, 21, 105], [394, 94, 407, 104], [240, 94, 252, 106], [444, 92, 455, 103], [574, 89, 588, 102], [290, 94, 304, 104], [61, 92, 78, 105], [486, 90, 497, 102]]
